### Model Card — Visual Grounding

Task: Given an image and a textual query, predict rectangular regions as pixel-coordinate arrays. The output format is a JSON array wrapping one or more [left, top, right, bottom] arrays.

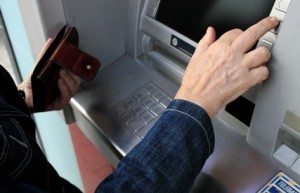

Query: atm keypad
[[111, 82, 172, 140]]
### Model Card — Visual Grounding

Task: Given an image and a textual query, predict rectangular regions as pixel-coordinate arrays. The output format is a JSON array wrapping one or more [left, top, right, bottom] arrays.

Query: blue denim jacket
[[97, 99, 214, 193], [0, 65, 81, 193]]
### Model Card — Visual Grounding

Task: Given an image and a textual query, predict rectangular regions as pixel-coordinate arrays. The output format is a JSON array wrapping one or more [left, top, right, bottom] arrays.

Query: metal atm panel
[[248, 0, 300, 181], [18, 0, 300, 191], [67, 0, 300, 190]]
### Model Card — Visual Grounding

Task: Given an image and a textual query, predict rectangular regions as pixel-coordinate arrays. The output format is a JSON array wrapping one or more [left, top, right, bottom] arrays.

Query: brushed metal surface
[[71, 55, 284, 192]]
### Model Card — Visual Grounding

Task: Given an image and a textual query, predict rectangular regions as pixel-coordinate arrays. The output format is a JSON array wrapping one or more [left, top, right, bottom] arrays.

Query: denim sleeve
[[96, 99, 215, 193]]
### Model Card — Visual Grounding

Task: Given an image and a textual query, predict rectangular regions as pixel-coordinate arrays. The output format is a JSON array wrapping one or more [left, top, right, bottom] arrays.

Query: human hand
[[45, 69, 81, 111], [175, 17, 279, 118], [18, 39, 81, 113]]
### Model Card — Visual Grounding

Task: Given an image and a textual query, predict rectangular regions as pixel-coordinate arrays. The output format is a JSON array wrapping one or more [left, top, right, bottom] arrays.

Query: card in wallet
[[31, 25, 101, 111]]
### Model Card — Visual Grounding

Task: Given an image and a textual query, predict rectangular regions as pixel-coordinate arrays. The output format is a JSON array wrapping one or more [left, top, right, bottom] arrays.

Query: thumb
[[195, 27, 216, 54]]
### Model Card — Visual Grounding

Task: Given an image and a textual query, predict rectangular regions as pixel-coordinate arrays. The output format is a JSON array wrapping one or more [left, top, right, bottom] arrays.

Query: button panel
[[111, 82, 172, 140], [257, 0, 292, 50]]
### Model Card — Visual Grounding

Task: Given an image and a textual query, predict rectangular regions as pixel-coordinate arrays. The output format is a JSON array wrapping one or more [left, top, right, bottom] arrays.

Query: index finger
[[231, 17, 279, 52]]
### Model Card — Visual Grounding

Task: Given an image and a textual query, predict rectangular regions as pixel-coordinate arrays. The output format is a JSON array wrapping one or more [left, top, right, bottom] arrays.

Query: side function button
[[257, 39, 273, 51], [275, 0, 291, 13], [257, 32, 276, 51], [271, 22, 282, 35]]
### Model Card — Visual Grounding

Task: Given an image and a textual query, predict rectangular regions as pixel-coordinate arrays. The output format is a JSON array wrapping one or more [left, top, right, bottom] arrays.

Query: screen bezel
[[141, 0, 275, 57], [141, 0, 276, 130]]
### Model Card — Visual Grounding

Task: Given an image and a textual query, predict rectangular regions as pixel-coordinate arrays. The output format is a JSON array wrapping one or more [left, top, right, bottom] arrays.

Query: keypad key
[[112, 104, 127, 117], [152, 90, 165, 101], [140, 111, 155, 124], [144, 83, 156, 94], [129, 119, 144, 132], [123, 97, 137, 108], [141, 96, 156, 109], [120, 112, 134, 124], [131, 104, 146, 116], [134, 90, 147, 101], [160, 97, 172, 108], [150, 103, 165, 116]]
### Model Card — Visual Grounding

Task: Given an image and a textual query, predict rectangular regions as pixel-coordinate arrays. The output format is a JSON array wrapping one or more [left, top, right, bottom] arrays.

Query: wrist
[[175, 90, 218, 118]]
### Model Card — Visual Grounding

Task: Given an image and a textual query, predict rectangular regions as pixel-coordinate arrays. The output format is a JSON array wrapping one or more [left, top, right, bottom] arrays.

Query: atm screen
[[155, 0, 275, 41]]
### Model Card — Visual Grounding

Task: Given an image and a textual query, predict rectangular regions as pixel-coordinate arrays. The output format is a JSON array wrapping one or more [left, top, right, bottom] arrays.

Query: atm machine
[[20, 0, 300, 192]]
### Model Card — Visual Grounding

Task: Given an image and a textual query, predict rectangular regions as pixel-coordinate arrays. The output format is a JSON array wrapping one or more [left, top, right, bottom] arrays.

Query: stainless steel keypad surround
[[111, 82, 172, 140]]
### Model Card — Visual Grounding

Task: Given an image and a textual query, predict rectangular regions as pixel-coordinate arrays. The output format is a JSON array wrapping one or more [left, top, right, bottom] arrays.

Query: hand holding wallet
[[31, 25, 101, 111]]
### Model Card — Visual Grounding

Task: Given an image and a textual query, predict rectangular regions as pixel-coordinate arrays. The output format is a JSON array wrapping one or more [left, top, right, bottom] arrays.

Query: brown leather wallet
[[31, 25, 101, 111]]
